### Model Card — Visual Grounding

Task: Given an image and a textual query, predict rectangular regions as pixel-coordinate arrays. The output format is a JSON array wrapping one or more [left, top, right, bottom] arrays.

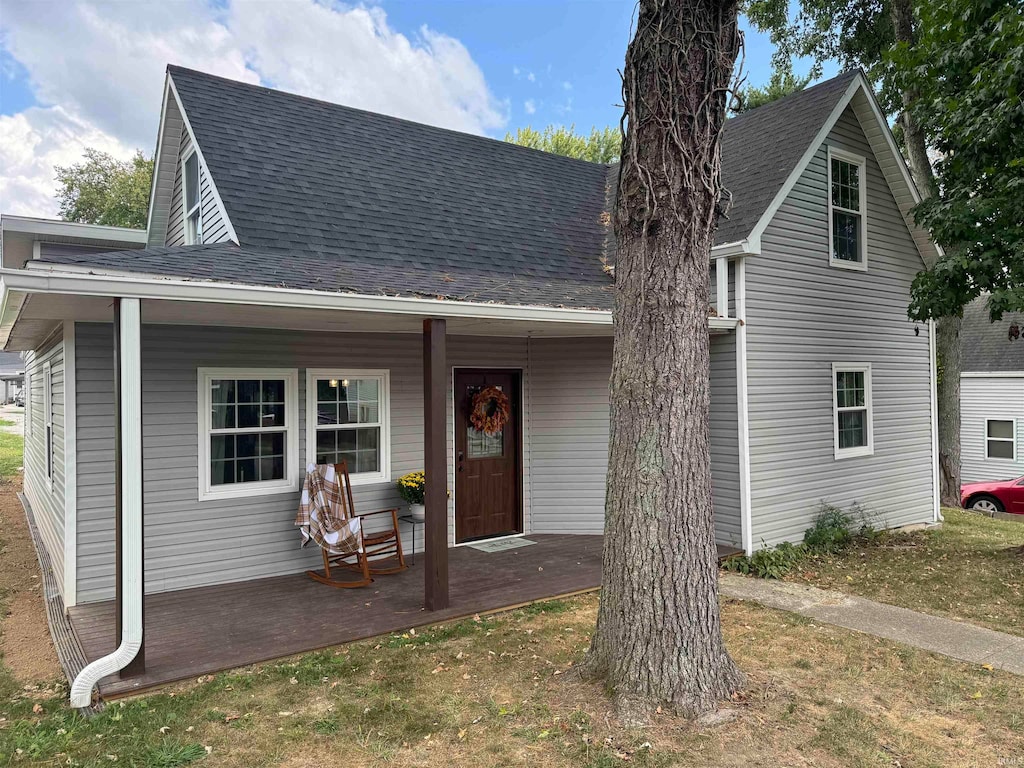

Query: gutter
[[70, 299, 143, 708]]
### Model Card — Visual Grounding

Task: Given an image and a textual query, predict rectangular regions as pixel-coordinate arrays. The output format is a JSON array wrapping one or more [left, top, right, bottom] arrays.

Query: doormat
[[466, 538, 536, 554]]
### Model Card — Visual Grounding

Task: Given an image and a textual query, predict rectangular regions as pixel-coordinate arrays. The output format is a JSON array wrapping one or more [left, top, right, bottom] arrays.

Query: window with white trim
[[198, 369, 299, 500], [183, 150, 203, 245], [43, 361, 54, 486], [306, 370, 390, 484], [828, 147, 867, 269], [986, 419, 1016, 460], [833, 363, 873, 458]]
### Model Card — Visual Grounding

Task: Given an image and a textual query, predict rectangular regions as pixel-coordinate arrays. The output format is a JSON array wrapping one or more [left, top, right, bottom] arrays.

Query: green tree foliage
[[732, 64, 811, 114], [54, 149, 153, 229], [896, 0, 1024, 321], [504, 125, 621, 163]]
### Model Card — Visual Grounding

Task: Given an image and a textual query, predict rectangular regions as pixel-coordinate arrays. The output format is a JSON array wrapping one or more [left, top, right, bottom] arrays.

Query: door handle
[[457, 451, 464, 471]]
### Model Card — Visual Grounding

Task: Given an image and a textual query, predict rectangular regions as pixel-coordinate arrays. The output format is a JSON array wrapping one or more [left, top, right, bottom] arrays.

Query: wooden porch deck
[[67, 536, 743, 698]]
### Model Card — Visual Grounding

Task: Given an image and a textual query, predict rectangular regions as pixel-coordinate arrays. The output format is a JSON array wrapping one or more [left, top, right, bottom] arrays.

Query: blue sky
[[0, 0, 833, 217]]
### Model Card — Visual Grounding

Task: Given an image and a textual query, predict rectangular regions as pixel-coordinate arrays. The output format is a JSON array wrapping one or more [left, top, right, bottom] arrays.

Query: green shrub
[[723, 540, 805, 579], [722, 502, 883, 579]]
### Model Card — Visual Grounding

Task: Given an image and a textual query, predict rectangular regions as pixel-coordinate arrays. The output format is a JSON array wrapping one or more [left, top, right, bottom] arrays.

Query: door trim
[[451, 366, 525, 546]]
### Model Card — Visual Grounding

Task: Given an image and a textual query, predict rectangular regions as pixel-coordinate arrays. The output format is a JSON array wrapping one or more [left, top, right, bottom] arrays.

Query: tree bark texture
[[891, 0, 961, 506], [584, 0, 744, 722]]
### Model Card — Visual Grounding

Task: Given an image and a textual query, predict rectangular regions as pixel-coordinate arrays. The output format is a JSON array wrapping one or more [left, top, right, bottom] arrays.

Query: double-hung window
[[198, 368, 298, 500], [43, 361, 53, 487], [183, 150, 202, 245], [306, 370, 390, 484], [833, 363, 873, 459], [986, 419, 1016, 460], [828, 147, 867, 269]]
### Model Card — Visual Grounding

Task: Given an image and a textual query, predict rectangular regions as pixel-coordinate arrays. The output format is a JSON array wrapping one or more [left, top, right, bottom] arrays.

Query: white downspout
[[735, 257, 753, 555], [70, 298, 143, 707]]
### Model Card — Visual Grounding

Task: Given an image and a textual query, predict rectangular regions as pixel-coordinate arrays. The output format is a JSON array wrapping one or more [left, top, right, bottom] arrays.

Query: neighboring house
[[0, 66, 940, 700], [960, 298, 1024, 482], [0, 351, 24, 403]]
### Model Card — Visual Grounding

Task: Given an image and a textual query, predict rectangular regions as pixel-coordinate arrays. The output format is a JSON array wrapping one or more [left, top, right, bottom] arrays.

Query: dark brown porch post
[[114, 298, 145, 677], [423, 318, 449, 610]]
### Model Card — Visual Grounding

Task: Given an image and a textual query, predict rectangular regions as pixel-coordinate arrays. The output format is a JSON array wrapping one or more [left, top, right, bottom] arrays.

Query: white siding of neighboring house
[[744, 106, 936, 548], [23, 333, 66, 594], [960, 375, 1024, 482], [72, 323, 743, 603], [164, 126, 232, 246]]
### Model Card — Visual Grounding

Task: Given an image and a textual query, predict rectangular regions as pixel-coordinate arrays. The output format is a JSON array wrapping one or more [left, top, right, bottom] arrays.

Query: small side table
[[398, 514, 425, 565]]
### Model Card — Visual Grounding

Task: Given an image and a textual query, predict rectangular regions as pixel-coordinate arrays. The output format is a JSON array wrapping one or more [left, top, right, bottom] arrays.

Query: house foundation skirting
[[18, 492, 97, 711]]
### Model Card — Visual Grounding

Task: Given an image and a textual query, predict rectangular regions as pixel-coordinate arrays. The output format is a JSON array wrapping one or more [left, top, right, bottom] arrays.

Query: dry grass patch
[[3, 593, 1023, 767], [788, 507, 1024, 636]]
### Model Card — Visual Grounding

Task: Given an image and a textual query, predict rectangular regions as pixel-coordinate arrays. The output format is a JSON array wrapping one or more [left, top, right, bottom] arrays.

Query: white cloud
[[563, 81, 572, 91], [0, 0, 506, 217], [524, 99, 536, 115], [512, 66, 520, 76], [527, 72, 536, 82], [0, 106, 134, 217]]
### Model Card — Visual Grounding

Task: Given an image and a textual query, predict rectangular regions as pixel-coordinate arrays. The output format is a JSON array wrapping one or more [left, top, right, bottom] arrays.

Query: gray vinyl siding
[[528, 335, 742, 546], [744, 106, 935, 548], [709, 333, 742, 547], [164, 127, 232, 246], [23, 335, 66, 593], [74, 324, 532, 603], [73, 323, 743, 602], [960, 375, 1024, 482]]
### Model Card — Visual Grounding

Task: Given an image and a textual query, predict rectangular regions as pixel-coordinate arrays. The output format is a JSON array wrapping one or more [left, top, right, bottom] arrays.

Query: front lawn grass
[[789, 507, 1024, 636], [0, 430, 23, 480], [2, 594, 1022, 767]]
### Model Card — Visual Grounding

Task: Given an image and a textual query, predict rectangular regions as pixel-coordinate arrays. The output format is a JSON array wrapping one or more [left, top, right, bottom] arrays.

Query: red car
[[960, 476, 1024, 515]]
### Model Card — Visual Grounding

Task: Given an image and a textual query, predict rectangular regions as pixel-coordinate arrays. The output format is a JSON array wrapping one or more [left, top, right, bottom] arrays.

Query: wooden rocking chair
[[305, 460, 408, 588]]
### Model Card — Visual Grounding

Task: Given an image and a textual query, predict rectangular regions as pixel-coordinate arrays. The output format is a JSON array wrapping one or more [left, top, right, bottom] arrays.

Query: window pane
[[338, 401, 359, 424], [316, 430, 336, 456], [262, 380, 284, 403], [261, 404, 285, 428], [836, 371, 865, 408], [236, 458, 258, 483], [211, 405, 235, 430], [211, 379, 235, 404], [317, 403, 338, 425], [260, 432, 284, 456], [988, 420, 1014, 440], [210, 435, 234, 461], [317, 379, 338, 401], [237, 380, 261, 403], [260, 456, 285, 481], [237, 404, 261, 428], [184, 153, 199, 210], [838, 409, 867, 449], [236, 433, 259, 458], [468, 426, 504, 458], [355, 379, 378, 401], [988, 440, 1014, 460], [832, 211, 861, 262], [211, 459, 234, 485]]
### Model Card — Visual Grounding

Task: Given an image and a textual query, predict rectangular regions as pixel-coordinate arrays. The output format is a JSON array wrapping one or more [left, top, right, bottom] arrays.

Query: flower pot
[[409, 503, 425, 522]]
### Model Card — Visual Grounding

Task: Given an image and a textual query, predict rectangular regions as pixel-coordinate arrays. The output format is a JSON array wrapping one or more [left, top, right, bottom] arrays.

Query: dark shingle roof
[[961, 297, 1024, 373], [36, 242, 614, 308], [38, 67, 861, 309]]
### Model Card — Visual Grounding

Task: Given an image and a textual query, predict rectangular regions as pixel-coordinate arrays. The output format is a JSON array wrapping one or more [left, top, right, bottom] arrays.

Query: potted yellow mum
[[396, 471, 426, 521]]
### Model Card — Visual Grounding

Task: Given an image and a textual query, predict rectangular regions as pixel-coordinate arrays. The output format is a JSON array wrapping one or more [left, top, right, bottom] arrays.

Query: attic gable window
[[183, 149, 202, 244], [827, 147, 867, 271]]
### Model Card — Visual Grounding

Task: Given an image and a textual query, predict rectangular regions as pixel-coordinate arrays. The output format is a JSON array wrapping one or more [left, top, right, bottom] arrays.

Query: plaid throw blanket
[[296, 464, 362, 555]]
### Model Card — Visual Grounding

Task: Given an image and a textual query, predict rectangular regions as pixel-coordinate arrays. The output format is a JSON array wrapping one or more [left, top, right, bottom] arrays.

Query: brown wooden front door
[[454, 369, 522, 543]]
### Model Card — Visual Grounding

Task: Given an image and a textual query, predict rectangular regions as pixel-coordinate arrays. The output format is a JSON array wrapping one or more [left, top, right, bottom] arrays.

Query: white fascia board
[[710, 238, 760, 259], [2, 266, 615, 326], [144, 76, 172, 243], [746, 75, 863, 248], [961, 371, 1024, 378], [1, 215, 146, 244], [166, 75, 239, 245]]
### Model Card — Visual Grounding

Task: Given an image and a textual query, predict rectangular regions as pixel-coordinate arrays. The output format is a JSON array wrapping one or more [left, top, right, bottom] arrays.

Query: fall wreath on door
[[470, 386, 511, 435]]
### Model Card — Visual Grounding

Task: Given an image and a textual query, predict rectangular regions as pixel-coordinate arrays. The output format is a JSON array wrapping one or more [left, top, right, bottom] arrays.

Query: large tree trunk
[[583, 0, 744, 723], [891, 0, 961, 507]]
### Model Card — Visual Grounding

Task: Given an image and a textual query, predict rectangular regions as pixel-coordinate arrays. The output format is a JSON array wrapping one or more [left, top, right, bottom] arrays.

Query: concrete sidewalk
[[720, 573, 1024, 675]]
